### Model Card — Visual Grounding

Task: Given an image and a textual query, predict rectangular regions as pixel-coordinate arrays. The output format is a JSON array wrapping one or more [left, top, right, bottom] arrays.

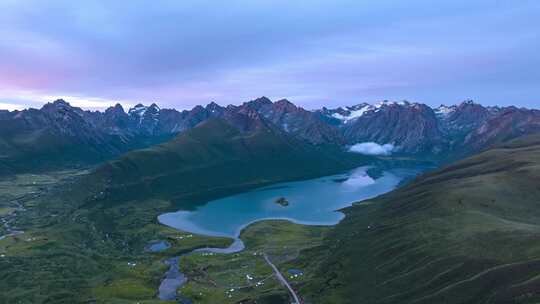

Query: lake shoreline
[[155, 165, 424, 301], [157, 166, 410, 238]]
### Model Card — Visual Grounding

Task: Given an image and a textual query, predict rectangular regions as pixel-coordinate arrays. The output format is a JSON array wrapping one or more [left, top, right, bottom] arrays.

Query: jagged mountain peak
[[323, 100, 432, 124], [460, 99, 476, 105], [128, 103, 153, 117], [254, 96, 272, 103], [434, 104, 457, 117], [275, 98, 293, 104], [127, 102, 160, 116], [325, 103, 375, 123], [53, 98, 70, 105], [128, 103, 145, 112], [205, 101, 224, 113], [455, 99, 485, 110], [191, 104, 205, 111], [244, 96, 273, 110], [106, 103, 125, 114], [346, 102, 371, 111], [444, 100, 490, 132], [39, 99, 91, 121], [41, 99, 73, 111], [146, 103, 160, 114], [274, 99, 298, 112], [375, 99, 410, 107], [206, 101, 219, 107]]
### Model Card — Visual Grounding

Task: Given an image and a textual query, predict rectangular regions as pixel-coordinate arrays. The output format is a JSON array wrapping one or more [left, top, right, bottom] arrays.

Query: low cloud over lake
[[349, 142, 395, 156]]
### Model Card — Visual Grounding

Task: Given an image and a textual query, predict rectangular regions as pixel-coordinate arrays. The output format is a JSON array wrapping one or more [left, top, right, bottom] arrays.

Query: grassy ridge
[[294, 134, 540, 303]]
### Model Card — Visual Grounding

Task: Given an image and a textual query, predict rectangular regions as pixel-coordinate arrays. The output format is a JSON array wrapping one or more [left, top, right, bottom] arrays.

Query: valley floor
[[0, 170, 329, 304], [0, 170, 231, 303]]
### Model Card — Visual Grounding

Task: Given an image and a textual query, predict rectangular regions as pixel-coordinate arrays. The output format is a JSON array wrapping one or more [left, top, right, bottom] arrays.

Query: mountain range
[[1, 97, 539, 174], [1, 96, 540, 304]]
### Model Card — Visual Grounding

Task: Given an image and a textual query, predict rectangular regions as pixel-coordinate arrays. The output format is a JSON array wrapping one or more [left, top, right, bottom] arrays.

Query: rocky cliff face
[[6, 99, 121, 152], [248, 97, 345, 144], [321, 99, 540, 156], [340, 101, 444, 153], [464, 107, 540, 151], [437, 100, 492, 135]]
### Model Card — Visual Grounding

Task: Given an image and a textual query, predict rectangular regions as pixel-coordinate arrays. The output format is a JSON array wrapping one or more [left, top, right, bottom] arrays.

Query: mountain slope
[[0, 100, 176, 174], [246, 97, 345, 145], [464, 107, 540, 152], [297, 134, 540, 304], [88, 115, 367, 208], [0, 101, 126, 174], [342, 101, 445, 153]]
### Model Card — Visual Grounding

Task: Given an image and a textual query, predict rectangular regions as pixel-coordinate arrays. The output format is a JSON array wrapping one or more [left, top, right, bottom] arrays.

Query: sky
[[0, 0, 539, 111]]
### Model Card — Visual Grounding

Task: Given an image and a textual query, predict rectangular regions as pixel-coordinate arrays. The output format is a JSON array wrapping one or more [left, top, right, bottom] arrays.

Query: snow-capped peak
[[331, 103, 375, 123], [148, 103, 160, 111], [434, 104, 456, 117], [375, 100, 409, 109], [128, 104, 148, 117], [128, 103, 160, 125]]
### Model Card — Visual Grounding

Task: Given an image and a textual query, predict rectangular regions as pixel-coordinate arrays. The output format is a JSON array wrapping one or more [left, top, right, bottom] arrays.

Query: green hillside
[[0, 118, 372, 303], [295, 134, 540, 303], [87, 118, 369, 209]]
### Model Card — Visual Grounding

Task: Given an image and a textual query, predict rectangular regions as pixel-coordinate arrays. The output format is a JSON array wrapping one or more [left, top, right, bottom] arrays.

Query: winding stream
[[0, 201, 26, 241], [156, 166, 421, 301]]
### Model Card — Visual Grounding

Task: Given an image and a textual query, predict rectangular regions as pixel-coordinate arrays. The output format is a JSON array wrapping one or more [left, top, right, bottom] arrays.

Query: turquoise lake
[[158, 166, 420, 239]]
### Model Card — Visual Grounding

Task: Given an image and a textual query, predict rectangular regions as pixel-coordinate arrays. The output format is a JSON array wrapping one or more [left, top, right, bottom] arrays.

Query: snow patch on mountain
[[128, 103, 160, 125], [349, 142, 395, 155], [128, 104, 148, 117], [434, 105, 456, 117], [332, 105, 373, 122], [327, 101, 414, 122], [375, 100, 408, 109]]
